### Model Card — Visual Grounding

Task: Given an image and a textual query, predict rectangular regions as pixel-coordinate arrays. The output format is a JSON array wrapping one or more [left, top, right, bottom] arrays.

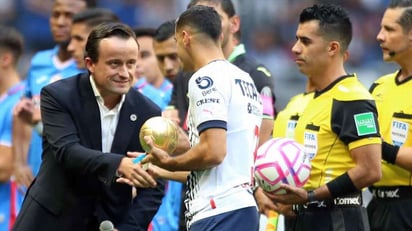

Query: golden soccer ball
[[139, 116, 178, 153]]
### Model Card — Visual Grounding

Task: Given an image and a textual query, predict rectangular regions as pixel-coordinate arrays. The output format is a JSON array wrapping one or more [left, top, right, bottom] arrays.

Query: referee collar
[[228, 44, 246, 63]]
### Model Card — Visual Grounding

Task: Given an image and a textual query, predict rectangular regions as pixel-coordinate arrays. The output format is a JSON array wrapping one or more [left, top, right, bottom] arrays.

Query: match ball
[[254, 138, 311, 194], [139, 116, 178, 153]]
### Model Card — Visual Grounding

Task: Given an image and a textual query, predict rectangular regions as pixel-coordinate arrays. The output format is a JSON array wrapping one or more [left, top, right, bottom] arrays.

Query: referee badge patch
[[354, 112, 377, 136]]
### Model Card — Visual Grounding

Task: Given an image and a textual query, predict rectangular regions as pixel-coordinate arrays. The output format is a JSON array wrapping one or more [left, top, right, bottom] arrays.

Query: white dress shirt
[[90, 76, 125, 152]]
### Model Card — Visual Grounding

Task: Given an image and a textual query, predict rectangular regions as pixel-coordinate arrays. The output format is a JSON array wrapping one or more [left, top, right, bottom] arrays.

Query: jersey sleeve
[[249, 65, 276, 118], [189, 75, 229, 134], [331, 99, 381, 149]]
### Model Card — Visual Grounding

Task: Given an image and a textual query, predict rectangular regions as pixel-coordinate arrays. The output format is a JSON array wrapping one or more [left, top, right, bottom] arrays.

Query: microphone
[[99, 220, 115, 231], [388, 45, 408, 57]]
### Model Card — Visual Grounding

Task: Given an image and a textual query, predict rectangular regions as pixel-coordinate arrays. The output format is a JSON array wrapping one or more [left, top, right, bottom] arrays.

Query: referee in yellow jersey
[[368, 1, 412, 230], [265, 4, 382, 231]]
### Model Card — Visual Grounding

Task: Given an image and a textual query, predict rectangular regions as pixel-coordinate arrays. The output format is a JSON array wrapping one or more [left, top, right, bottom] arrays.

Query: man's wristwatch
[[307, 190, 316, 202]]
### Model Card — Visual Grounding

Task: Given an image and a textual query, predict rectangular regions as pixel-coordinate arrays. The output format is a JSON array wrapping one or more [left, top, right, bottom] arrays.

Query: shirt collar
[[227, 44, 246, 63], [89, 75, 126, 110]]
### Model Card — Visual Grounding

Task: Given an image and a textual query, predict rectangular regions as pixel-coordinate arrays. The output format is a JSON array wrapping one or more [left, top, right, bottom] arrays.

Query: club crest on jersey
[[196, 76, 214, 89]]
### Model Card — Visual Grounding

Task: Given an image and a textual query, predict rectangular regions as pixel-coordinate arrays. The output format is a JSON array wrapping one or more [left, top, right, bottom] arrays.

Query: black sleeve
[[249, 65, 277, 114], [331, 99, 381, 145]]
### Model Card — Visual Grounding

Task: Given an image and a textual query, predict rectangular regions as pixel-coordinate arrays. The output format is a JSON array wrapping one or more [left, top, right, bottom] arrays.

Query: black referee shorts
[[291, 193, 369, 231], [291, 207, 369, 231], [367, 186, 412, 231]]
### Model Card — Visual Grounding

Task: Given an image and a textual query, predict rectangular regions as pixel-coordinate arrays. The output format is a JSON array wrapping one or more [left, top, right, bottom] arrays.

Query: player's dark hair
[[389, 0, 412, 32], [54, 0, 97, 8], [177, 5, 222, 42], [187, 0, 236, 18], [85, 22, 137, 62], [134, 27, 156, 38], [72, 8, 119, 28], [0, 25, 24, 65], [154, 20, 176, 42], [299, 3, 352, 52]]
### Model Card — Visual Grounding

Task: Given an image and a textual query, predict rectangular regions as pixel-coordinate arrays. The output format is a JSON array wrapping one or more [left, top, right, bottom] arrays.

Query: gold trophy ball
[[139, 116, 178, 153]]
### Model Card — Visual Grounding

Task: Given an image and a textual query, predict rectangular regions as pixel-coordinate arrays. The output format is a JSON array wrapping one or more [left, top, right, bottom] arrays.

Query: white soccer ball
[[254, 138, 311, 194]]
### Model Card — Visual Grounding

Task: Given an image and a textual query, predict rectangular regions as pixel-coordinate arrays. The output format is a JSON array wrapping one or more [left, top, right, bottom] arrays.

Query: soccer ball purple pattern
[[254, 138, 311, 194]]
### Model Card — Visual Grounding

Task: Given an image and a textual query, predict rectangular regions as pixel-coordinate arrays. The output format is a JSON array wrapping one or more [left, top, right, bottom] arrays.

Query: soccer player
[[67, 8, 119, 70], [367, 1, 412, 230], [155, 20, 192, 129], [153, 20, 182, 82], [188, 0, 277, 145], [0, 25, 25, 231], [265, 4, 382, 230], [134, 27, 173, 110], [153, 20, 192, 231], [12, 0, 91, 190], [142, 5, 262, 230]]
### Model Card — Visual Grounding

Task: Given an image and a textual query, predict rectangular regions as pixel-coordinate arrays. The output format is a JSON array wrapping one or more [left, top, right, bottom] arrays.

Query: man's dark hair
[[81, 0, 97, 8], [55, 0, 97, 8], [299, 3, 352, 52], [72, 8, 119, 28], [0, 25, 24, 65], [85, 22, 137, 62], [388, 0, 412, 32], [134, 27, 156, 38], [187, 0, 236, 18], [154, 20, 176, 42], [177, 5, 222, 42]]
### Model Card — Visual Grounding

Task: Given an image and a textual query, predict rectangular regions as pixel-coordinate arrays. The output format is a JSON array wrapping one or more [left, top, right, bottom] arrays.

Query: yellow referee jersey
[[273, 92, 314, 139], [370, 70, 412, 186], [294, 74, 381, 189]]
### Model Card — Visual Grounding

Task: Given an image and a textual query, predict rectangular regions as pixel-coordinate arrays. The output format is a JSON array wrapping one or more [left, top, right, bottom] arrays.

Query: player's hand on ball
[[263, 183, 308, 205], [139, 116, 178, 154], [141, 135, 172, 169]]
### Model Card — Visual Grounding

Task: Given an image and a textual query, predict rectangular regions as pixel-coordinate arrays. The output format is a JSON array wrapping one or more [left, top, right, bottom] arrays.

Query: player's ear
[[0, 52, 12, 68], [182, 30, 190, 47], [328, 41, 340, 57], [229, 15, 240, 34]]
